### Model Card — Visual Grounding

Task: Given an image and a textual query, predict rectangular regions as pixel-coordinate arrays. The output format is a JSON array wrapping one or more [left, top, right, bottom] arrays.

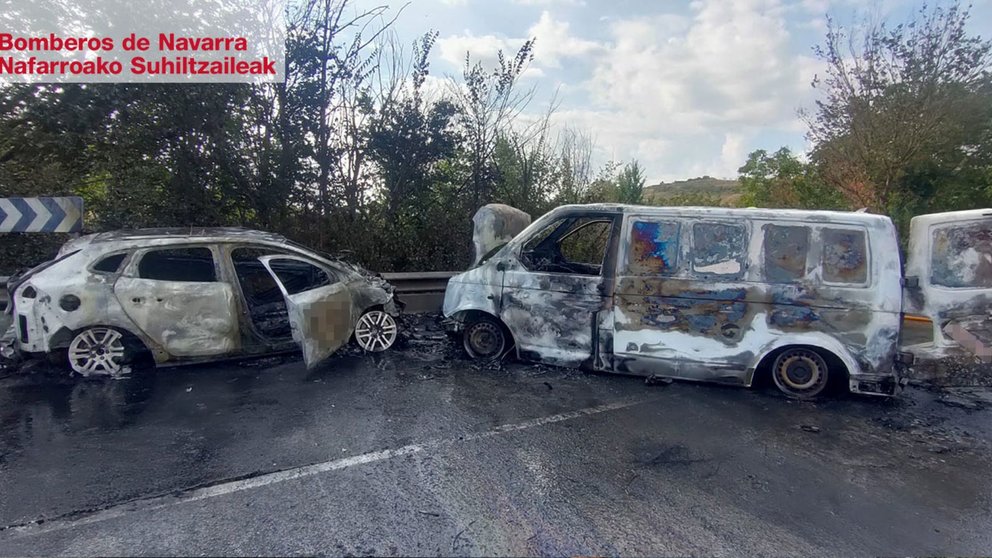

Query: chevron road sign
[[0, 197, 84, 233]]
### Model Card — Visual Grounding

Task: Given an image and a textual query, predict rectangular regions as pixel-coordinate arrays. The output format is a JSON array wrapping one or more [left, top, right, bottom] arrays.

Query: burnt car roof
[[57, 227, 381, 281], [85, 227, 289, 244]]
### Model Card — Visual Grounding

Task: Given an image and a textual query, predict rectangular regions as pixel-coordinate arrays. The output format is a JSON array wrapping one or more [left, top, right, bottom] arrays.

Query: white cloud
[[554, 0, 827, 180], [437, 11, 600, 72], [526, 11, 602, 68], [589, 0, 812, 130], [718, 132, 748, 176], [434, 0, 825, 181], [437, 32, 524, 69]]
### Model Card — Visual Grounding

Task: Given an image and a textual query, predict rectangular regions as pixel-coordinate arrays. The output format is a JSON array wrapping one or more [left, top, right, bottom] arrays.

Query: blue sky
[[352, 0, 992, 184]]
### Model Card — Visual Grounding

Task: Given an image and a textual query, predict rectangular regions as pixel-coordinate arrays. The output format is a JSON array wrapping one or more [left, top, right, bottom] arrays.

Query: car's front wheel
[[354, 310, 398, 352], [66, 327, 135, 377]]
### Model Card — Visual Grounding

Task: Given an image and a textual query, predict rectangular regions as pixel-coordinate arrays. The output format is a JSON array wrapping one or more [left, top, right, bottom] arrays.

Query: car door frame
[[219, 242, 301, 352], [113, 242, 242, 359], [257, 254, 355, 368]]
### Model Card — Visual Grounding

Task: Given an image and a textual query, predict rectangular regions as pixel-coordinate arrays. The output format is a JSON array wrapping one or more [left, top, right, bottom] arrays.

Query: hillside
[[643, 176, 742, 205]]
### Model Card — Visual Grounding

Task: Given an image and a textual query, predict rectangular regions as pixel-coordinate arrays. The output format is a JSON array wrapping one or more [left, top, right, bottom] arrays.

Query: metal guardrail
[[381, 271, 456, 314]]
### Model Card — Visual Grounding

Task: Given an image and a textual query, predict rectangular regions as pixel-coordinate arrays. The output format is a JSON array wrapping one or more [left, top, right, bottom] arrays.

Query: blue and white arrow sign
[[0, 197, 84, 233]]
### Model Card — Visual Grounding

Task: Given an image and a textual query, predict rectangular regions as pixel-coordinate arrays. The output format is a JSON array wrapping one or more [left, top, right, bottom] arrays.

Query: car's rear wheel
[[354, 310, 398, 352], [66, 327, 133, 377], [463, 315, 507, 360]]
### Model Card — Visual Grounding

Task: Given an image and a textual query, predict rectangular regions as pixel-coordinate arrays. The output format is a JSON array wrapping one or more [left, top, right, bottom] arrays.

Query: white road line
[[2, 396, 653, 538]]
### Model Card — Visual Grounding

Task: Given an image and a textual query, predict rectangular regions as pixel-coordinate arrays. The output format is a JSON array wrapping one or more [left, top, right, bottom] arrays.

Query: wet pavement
[[0, 320, 991, 556]]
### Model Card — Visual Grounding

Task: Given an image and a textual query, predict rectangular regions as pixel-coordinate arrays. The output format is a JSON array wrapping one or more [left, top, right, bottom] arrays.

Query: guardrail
[[382, 271, 456, 314]]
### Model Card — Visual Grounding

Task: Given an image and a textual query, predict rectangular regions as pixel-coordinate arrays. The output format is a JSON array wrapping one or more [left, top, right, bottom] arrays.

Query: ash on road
[[0, 319, 990, 556]]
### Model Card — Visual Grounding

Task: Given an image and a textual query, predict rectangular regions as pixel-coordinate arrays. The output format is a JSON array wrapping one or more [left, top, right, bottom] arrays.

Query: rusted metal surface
[[5, 228, 399, 373], [445, 203, 907, 396]]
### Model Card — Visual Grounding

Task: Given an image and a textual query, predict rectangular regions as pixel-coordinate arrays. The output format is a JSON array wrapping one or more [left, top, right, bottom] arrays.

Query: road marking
[[1, 396, 654, 538]]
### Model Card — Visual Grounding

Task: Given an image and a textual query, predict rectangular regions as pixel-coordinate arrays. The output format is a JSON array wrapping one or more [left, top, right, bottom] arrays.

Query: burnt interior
[[520, 216, 612, 276], [231, 248, 291, 339]]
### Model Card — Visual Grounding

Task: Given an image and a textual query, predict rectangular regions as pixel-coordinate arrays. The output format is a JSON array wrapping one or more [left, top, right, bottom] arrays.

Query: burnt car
[[444, 204, 992, 398], [4, 228, 400, 376]]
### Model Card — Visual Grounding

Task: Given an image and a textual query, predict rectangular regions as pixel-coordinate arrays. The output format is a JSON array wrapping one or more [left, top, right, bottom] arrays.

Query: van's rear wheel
[[772, 348, 829, 398], [463, 316, 507, 360]]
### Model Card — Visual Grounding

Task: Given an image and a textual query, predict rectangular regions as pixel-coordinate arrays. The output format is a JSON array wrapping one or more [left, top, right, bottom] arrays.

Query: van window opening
[[628, 220, 680, 276], [521, 217, 612, 276], [931, 222, 992, 288], [763, 224, 810, 283], [691, 222, 747, 278], [821, 228, 868, 284]]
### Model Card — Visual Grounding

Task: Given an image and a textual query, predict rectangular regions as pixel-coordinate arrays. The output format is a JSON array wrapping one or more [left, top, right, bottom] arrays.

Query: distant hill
[[643, 176, 742, 205]]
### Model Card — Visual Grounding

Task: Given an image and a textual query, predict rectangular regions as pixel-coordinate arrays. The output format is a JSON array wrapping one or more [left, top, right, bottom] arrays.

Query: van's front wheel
[[772, 348, 829, 398], [463, 316, 507, 360]]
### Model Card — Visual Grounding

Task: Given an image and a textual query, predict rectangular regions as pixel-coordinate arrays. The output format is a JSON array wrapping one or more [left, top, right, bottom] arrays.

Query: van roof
[[909, 208, 992, 227], [551, 203, 894, 226]]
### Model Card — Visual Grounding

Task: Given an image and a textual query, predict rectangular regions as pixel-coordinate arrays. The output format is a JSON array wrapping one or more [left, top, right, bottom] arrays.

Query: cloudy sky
[[353, 0, 992, 184]]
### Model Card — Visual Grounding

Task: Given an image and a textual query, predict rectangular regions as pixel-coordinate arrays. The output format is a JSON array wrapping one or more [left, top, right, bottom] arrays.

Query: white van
[[443, 204, 991, 398]]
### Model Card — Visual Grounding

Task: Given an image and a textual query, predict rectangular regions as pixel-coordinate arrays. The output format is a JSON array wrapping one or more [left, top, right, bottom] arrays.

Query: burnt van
[[443, 204, 992, 398]]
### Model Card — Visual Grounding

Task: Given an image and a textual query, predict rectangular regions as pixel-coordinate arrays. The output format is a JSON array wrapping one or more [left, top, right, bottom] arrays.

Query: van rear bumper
[[850, 353, 912, 397], [849, 374, 905, 396]]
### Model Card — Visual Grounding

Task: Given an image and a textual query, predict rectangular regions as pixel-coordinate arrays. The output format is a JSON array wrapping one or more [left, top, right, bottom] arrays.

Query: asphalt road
[[1, 329, 991, 556]]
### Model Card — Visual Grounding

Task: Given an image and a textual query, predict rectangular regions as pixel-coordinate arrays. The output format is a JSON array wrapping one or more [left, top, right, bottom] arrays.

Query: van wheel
[[463, 316, 507, 360], [772, 348, 829, 399], [66, 327, 135, 378]]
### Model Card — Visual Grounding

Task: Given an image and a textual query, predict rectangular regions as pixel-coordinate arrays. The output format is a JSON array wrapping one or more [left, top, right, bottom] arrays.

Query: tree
[[738, 148, 847, 210], [450, 39, 536, 209], [805, 2, 992, 221], [615, 160, 646, 204]]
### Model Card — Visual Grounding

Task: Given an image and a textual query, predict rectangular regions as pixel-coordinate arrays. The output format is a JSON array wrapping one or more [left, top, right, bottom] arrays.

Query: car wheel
[[463, 315, 507, 360], [772, 347, 829, 399], [66, 327, 133, 378], [354, 310, 398, 352]]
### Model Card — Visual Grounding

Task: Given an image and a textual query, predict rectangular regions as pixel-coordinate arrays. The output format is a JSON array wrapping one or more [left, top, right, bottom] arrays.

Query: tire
[[462, 315, 507, 360], [354, 309, 398, 352], [771, 347, 830, 399], [65, 326, 136, 378]]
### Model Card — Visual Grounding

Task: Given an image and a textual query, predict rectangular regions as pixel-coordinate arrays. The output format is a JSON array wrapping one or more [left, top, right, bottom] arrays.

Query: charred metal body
[[901, 209, 992, 382], [6, 228, 399, 375], [471, 203, 532, 267], [445, 204, 910, 397]]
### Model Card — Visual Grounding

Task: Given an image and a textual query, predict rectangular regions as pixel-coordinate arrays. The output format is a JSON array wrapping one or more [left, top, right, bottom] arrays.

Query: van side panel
[[612, 211, 903, 393]]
